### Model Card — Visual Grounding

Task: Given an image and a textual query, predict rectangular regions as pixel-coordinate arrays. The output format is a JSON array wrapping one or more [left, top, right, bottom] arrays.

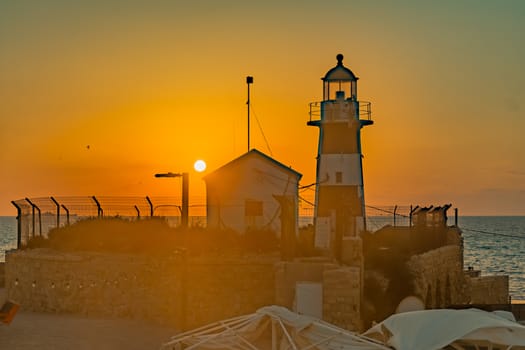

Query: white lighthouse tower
[[308, 54, 373, 260]]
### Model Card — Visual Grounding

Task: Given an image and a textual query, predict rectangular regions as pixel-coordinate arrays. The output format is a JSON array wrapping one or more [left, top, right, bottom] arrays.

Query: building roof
[[322, 54, 358, 82], [203, 149, 302, 182]]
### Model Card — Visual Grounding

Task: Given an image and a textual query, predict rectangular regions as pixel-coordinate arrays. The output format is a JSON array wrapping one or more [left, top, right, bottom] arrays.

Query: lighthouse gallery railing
[[308, 101, 372, 123]]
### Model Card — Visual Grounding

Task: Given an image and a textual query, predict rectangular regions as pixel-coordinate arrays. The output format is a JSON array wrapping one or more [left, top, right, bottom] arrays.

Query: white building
[[204, 149, 302, 234]]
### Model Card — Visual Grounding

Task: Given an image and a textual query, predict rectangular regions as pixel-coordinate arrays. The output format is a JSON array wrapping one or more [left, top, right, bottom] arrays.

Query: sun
[[194, 159, 207, 172]]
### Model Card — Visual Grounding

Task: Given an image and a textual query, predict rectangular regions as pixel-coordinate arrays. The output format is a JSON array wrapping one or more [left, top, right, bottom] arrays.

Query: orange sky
[[1, 1, 524, 215]]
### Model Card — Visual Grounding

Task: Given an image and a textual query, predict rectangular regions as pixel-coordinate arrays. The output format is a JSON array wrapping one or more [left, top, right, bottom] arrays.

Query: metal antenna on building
[[246, 76, 253, 152]]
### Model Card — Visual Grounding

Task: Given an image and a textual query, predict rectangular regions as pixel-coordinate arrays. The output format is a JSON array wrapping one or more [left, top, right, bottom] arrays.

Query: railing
[[308, 100, 372, 122]]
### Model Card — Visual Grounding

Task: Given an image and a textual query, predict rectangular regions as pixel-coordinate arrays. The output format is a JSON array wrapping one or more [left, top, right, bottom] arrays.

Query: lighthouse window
[[335, 172, 343, 184]]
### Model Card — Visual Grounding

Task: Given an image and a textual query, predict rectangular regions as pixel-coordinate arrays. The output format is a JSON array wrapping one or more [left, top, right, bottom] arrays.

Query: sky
[[1, 0, 524, 216]]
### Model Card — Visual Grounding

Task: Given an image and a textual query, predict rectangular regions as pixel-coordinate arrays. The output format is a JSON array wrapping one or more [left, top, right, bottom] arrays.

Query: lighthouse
[[308, 54, 373, 259]]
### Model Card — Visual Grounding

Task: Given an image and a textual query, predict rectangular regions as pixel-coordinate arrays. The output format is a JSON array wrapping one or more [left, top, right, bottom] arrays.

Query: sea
[[0, 216, 524, 300]]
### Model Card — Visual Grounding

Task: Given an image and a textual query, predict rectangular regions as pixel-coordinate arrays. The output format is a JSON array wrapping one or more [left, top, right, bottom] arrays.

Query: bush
[[24, 217, 280, 256]]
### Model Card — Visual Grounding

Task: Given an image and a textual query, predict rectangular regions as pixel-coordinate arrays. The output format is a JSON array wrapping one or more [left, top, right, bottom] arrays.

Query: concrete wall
[[5, 249, 276, 330]]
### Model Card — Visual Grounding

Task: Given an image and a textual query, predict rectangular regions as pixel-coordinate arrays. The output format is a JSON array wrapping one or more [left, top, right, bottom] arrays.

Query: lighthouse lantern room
[[308, 54, 373, 260]]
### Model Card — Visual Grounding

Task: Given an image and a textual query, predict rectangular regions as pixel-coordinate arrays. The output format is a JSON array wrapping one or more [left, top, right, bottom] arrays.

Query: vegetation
[[24, 217, 280, 256], [362, 230, 417, 327]]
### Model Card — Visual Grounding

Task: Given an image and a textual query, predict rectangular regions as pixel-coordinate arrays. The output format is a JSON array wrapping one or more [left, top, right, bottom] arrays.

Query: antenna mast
[[246, 76, 253, 152]]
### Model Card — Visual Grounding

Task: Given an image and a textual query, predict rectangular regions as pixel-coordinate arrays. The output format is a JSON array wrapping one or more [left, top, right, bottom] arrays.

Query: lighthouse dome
[[322, 54, 357, 82], [322, 54, 358, 101]]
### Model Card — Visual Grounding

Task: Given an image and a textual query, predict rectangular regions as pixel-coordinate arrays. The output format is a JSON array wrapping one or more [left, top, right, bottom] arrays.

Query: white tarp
[[161, 305, 388, 350], [161, 306, 525, 350], [364, 308, 525, 350]]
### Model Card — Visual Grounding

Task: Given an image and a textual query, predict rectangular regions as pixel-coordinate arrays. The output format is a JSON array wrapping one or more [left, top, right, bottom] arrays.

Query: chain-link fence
[[11, 196, 207, 247], [11, 194, 426, 248], [297, 197, 417, 232], [365, 205, 413, 231]]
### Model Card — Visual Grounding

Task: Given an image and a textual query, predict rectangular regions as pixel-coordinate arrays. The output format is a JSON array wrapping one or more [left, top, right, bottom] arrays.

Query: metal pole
[[92, 196, 103, 218], [50, 196, 60, 229], [61, 205, 70, 225], [38, 206, 42, 235], [246, 76, 253, 152], [25, 198, 36, 238], [393, 205, 398, 227], [146, 196, 154, 217], [181, 172, 189, 228], [154, 172, 189, 227], [11, 201, 22, 248], [455, 207, 458, 227], [134, 205, 140, 219]]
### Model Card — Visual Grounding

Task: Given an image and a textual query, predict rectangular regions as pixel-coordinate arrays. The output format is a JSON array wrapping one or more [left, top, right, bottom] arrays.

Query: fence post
[[50, 197, 60, 229], [92, 196, 103, 218], [11, 201, 22, 248], [61, 205, 70, 225], [393, 205, 398, 227], [25, 198, 41, 237], [181, 172, 189, 228], [25, 198, 35, 237], [146, 196, 154, 217]]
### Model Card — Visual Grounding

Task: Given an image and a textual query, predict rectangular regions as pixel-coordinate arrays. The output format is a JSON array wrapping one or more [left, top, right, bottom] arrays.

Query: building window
[[335, 171, 342, 184], [245, 200, 263, 217]]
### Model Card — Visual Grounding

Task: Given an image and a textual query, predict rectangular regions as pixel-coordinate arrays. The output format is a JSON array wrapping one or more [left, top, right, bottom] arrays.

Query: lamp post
[[154, 172, 189, 228], [246, 76, 253, 152]]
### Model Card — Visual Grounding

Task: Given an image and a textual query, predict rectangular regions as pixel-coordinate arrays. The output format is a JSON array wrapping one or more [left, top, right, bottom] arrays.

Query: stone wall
[[5, 249, 276, 330], [7, 244, 503, 333], [0, 262, 4, 287], [8, 249, 364, 332], [469, 275, 509, 304], [275, 258, 363, 332], [407, 245, 469, 307], [323, 267, 362, 331], [185, 259, 275, 328], [407, 245, 509, 307], [274, 259, 335, 307]]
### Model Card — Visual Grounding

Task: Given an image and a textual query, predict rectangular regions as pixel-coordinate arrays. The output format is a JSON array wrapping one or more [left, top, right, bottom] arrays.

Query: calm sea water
[[1, 216, 524, 299], [0, 216, 17, 261]]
